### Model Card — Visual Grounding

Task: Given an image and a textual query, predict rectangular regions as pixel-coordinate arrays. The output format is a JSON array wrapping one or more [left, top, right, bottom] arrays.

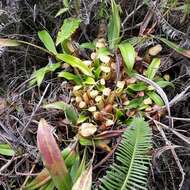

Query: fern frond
[[99, 117, 152, 190]]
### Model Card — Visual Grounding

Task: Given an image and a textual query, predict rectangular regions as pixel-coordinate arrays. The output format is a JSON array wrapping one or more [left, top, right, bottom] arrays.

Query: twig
[[22, 84, 50, 135], [122, 3, 144, 26], [169, 86, 190, 107], [155, 123, 185, 190]]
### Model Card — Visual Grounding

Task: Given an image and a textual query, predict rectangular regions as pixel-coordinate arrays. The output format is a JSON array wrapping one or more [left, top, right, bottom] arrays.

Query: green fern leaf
[[99, 117, 152, 190]]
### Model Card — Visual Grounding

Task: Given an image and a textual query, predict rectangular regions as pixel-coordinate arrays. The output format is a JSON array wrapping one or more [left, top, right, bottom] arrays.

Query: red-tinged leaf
[[24, 169, 51, 190], [72, 165, 92, 190], [37, 119, 72, 190]]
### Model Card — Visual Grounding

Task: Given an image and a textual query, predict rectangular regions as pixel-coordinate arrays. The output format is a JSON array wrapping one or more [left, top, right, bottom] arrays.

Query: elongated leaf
[[72, 149, 87, 183], [147, 91, 164, 106], [147, 58, 160, 80], [108, 0, 121, 49], [72, 165, 92, 190], [38, 30, 57, 55], [43, 101, 78, 125], [30, 63, 61, 86], [156, 80, 174, 88], [37, 119, 72, 190], [157, 37, 190, 58], [119, 42, 136, 73], [97, 47, 111, 58], [39, 181, 54, 190], [56, 18, 81, 46], [80, 42, 96, 50], [127, 97, 144, 109], [58, 71, 81, 84], [63, 0, 69, 7], [83, 77, 96, 85], [43, 101, 66, 110], [64, 104, 78, 125], [77, 115, 88, 124], [24, 169, 51, 190], [128, 82, 147, 91], [0, 38, 20, 47], [55, 8, 69, 17], [57, 54, 93, 76], [0, 144, 15, 156]]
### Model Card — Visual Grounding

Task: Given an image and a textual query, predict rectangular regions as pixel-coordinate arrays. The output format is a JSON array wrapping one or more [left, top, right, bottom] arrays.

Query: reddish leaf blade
[[37, 118, 72, 190]]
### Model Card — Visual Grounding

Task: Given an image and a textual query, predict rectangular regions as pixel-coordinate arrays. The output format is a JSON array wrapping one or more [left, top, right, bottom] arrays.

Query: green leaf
[[0, 144, 15, 156], [30, 63, 61, 87], [97, 47, 111, 58], [147, 58, 160, 80], [72, 149, 87, 183], [157, 37, 190, 58], [115, 109, 124, 119], [122, 36, 150, 46], [99, 117, 152, 190], [77, 115, 88, 124], [38, 30, 57, 55], [43, 101, 78, 125], [40, 181, 54, 190], [56, 18, 81, 46], [147, 91, 164, 106], [72, 165, 92, 190], [64, 104, 79, 125], [83, 77, 96, 85], [80, 42, 96, 50], [37, 119, 72, 190], [127, 82, 147, 91], [43, 101, 66, 110], [55, 8, 69, 17], [58, 71, 81, 84], [119, 42, 136, 73], [0, 38, 20, 46], [94, 66, 101, 80], [127, 97, 144, 109], [156, 80, 174, 88], [63, 0, 69, 8], [79, 137, 93, 146], [108, 0, 121, 49], [57, 54, 93, 76]]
